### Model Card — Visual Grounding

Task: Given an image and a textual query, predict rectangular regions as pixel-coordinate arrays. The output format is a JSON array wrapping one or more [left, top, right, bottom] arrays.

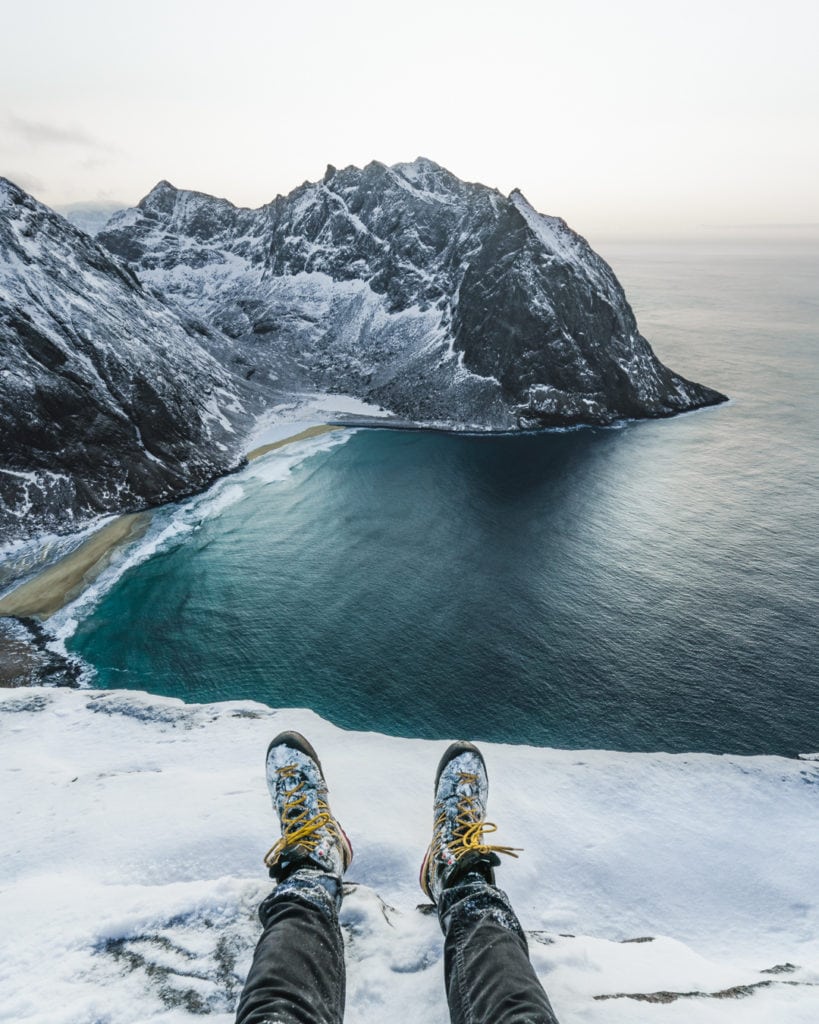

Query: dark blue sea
[[67, 238, 819, 756]]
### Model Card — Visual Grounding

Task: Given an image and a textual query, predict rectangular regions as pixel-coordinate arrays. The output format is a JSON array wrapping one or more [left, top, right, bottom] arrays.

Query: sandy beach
[[0, 423, 343, 622], [247, 423, 342, 460], [0, 512, 152, 620]]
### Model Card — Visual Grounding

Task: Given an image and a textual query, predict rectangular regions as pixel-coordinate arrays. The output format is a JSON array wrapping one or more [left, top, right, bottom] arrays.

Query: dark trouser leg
[[235, 869, 345, 1024], [438, 876, 560, 1024]]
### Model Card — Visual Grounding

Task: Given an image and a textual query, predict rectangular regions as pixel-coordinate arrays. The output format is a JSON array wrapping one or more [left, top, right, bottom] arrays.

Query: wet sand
[[0, 423, 344, 621], [247, 423, 342, 461], [0, 513, 152, 620]]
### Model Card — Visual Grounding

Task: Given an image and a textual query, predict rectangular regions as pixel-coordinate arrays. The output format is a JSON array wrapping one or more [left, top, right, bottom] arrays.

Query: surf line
[[0, 424, 344, 621]]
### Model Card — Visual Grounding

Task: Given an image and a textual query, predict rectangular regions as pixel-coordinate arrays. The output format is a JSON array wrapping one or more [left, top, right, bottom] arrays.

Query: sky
[[1, 0, 817, 238]]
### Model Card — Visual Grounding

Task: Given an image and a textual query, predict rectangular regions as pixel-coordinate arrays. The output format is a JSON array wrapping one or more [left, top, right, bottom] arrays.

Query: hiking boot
[[263, 731, 353, 880], [420, 740, 520, 902]]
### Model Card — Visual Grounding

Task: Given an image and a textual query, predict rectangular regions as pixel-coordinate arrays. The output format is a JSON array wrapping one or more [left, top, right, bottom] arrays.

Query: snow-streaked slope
[[99, 159, 726, 430], [1, 686, 816, 1023], [0, 179, 251, 543]]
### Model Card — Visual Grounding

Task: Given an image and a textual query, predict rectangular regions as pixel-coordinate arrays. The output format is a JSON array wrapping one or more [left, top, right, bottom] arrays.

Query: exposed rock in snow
[[99, 159, 726, 429], [0, 616, 82, 686], [0, 687, 816, 1023], [0, 178, 251, 543]]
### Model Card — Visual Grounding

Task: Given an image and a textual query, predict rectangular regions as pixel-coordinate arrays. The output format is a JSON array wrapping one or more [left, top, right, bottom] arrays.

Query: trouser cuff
[[438, 876, 526, 940], [261, 867, 343, 923]]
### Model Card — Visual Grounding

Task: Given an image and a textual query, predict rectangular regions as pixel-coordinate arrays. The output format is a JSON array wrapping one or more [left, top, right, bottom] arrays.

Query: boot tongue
[[448, 852, 500, 889], [269, 848, 313, 881]]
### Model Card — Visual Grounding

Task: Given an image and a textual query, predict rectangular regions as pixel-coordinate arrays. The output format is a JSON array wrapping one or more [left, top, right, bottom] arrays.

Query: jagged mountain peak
[[0, 175, 127, 259], [98, 160, 726, 432], [0, 177, 58, 218], [508, 189, 582, 256], [137, 178, 240, 217], [391, 155, 451, 184], [126, 159, 481, 228], [138, 179, 178, 207]]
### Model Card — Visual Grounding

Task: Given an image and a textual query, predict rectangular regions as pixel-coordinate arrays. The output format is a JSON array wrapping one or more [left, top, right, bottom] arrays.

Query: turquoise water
[[69, 239, 819, 755]]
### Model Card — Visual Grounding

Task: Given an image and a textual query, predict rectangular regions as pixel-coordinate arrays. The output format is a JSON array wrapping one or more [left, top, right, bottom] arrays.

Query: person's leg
[[236, 731, 353, 1024], [421, 742, 559, 1024], [438, 873, 558, 1024], [235, 868, 345, 1024]]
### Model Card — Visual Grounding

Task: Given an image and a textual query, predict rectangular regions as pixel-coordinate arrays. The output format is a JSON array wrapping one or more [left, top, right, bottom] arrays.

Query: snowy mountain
[[99, 158, 726, 429], [0, 178, 249, 543], [1, 161, 727, 544], [55, 200, 125, 237]]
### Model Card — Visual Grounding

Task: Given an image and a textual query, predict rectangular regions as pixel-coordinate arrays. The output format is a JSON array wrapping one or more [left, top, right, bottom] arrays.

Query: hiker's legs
[[439, 875, 559, 1024], [420, 741, 559, 1024], [235, 869, 345, 1024], [237, 731, 351, 1024]]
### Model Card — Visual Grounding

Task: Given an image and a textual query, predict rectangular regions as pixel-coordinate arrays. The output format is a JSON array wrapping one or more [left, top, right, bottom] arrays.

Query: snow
[[1, 686, 817, 1023], [290, 393, 392, 420], [244, 394, 390, 451], [201, 394, 235, 434]]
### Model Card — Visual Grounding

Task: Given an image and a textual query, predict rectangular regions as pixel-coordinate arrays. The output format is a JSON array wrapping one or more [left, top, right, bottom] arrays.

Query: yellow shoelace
[[264, 764, 337, 868], [433, 771, 521, 862]]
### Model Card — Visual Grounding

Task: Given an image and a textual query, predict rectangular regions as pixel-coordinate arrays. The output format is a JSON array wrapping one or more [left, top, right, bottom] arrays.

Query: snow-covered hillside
[[0, 179, 251, 543], [99, 159, 726, 430], [1, 686, 816, 1023]]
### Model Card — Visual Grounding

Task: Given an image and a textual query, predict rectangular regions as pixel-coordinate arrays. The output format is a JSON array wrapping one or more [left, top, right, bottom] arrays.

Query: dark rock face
[[99, 159, 726, 429], [0, 617, 82, 687], [0, 179, 249, 543]]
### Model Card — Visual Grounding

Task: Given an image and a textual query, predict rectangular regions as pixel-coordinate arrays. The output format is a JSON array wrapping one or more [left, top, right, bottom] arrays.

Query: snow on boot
[[420, 740, 520, 902], [263, 731, 353, 880]]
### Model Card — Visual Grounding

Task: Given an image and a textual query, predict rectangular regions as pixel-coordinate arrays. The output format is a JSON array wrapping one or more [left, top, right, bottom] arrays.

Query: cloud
[[7, 115, 113, 152], [0, 169, 46, 194], [80, 156, 112, 171]]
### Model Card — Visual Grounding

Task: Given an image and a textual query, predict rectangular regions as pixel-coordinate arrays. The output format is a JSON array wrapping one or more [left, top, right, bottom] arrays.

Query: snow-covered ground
[[1, 686, 817, 1023], [244, 393, 391, 452]]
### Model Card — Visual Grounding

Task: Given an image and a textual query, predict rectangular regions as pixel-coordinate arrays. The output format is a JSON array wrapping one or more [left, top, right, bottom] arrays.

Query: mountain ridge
[[0, 161, 727, 546], [99, 158, 726, 429]]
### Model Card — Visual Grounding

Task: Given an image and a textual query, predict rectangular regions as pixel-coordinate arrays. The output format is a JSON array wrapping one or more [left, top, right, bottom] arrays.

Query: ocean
[[66, 237, 819, 756]]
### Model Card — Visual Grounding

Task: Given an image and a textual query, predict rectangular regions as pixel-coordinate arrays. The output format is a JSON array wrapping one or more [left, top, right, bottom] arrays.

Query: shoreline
[[0, 423, 344, 624], [0, 512, 152, 620], [0, 394, 727, 624], [246, 423, 342, 460]]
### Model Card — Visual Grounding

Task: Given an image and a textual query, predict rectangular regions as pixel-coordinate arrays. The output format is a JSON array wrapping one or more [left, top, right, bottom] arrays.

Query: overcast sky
[[1, 0, 817, 237]]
